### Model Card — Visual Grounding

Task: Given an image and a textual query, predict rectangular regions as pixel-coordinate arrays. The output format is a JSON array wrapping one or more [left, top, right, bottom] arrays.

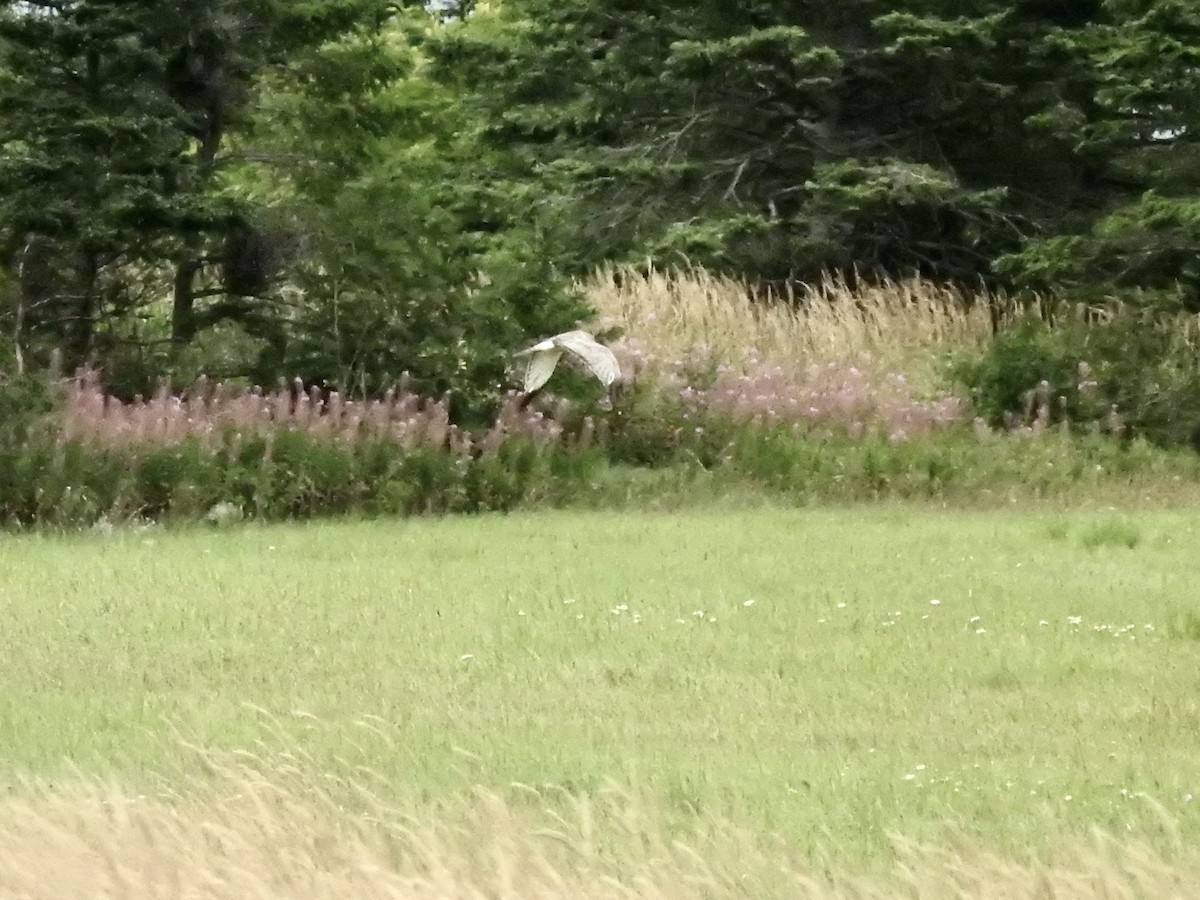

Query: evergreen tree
[[0, 0, 399, 373], [0, 0, 194, 365], [432, 0, 1200, 303]]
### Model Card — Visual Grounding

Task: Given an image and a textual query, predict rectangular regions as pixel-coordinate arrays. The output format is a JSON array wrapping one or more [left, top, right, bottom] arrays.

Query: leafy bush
[[0, 430, 605, 528], [952, 315, 1087, 427], [4, 406, 1200, 529], [0, 372, 56, 447], [955, 311, 1200, 449]]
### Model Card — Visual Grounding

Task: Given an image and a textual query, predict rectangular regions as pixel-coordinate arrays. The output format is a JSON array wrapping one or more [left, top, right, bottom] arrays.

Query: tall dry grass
[[584, 267, 985, 438], [1, 749, 1195, 899], [583, 266, 996, 383]]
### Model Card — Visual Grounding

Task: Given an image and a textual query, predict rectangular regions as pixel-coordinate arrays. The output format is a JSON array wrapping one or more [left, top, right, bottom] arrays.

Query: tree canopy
[[433, 0, 1200, 300], [1, 0, 1197, 409]]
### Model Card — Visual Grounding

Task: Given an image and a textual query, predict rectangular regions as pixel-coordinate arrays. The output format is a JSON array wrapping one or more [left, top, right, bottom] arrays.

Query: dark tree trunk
[[66, 252, 98, 369], [170, 98, 224, 346], [172, 254, 201, 344]]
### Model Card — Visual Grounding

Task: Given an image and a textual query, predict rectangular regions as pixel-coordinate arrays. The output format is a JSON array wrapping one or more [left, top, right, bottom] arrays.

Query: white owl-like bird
[[515, 330, 622, 393]]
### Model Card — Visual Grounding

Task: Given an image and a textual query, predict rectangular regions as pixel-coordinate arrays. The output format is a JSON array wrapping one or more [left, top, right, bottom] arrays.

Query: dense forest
[[1, 0, 1198, 413]]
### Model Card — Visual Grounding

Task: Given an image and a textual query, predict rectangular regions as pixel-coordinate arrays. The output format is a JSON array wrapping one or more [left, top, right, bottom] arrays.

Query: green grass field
[[3, 505, 1200, 895]]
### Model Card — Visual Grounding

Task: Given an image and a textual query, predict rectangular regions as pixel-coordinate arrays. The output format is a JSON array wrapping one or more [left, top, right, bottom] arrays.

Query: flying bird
[[515, 330, 622, 393]]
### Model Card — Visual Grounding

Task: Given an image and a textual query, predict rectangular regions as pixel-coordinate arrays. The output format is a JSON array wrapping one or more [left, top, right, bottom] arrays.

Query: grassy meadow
[[5, 270, 1200, 895], [2, 507, 1200, 896]]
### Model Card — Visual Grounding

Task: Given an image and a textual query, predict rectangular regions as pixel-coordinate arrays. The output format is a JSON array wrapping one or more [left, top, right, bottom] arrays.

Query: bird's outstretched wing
[[522, 347, 564, 392], [553, 330, 622, 387]]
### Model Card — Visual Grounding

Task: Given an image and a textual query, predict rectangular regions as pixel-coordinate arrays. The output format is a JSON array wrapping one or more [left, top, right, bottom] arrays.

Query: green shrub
[[952, 315, 1090, 428], [4, 369, 1200, 530], [602, 382, 688, 468], [955, 311, 1200, 449], [717, 423, 1200, 502], [0, 372, 56, 448]]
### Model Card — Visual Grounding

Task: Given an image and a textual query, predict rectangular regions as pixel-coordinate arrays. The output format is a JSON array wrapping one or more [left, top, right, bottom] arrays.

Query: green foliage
[[0, 424, 619, 527], [0, 0, 577, 416], [7, 384, 1200, 528], [0, 372, 55, 448], [1000, 194, 1200, 310], [956, 311, 1200, 448], [429, 0, 1200, 305], [0, 1, 197, 363], [952, 316, 1090, 427], [796, 161, 1015, 283], [0, 0, 403, 374], [4, 0, 1200, 444], [225, 11, 588, 419]]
